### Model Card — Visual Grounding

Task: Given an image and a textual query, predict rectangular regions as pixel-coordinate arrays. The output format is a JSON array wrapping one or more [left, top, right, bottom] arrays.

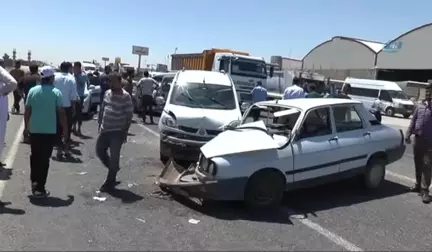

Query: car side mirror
[[269, 66, 274, 78], [224, 120, 241, 131]]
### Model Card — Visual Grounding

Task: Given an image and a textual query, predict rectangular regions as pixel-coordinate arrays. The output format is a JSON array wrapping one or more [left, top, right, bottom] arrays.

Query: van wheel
[[244, 170, 285, 210], [385, 107, 395, 117], [403, 113, 411, 119], [363, 157, 386, 189]]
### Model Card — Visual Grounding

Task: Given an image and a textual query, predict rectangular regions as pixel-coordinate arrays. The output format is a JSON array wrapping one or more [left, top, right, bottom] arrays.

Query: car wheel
[[244, 169, 285, 210], [385, 107, 395, 117], [403, 113, 411, 118], [363, 157, 386, 189]]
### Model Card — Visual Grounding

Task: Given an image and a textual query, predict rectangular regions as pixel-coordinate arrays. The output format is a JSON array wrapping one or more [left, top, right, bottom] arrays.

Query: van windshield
[[170, 82, 236, 110], [388, 90, 409, 100]]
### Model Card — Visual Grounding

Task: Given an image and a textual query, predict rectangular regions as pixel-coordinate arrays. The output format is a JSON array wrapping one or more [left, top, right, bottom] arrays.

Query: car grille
[[164, 131, 213, 141], [178, 126, 222, 136], [404, 105, 414, 110]]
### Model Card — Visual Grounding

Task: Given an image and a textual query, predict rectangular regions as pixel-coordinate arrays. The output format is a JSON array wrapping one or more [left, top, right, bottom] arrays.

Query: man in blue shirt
[[250, 81, 267, 121], [54, 62, 78, 159], [72, 61, 89, 135], [24, 66, 67, 198]]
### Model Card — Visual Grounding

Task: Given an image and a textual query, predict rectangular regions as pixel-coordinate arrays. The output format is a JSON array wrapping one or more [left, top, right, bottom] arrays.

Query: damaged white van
[[158, 99, 406, 210], [158, 70, 242, 163]]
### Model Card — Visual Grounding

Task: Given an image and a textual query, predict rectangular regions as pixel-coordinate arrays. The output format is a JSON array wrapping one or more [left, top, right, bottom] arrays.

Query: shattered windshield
[[169, 82, 237, 110], [242, 105, 301, 136]]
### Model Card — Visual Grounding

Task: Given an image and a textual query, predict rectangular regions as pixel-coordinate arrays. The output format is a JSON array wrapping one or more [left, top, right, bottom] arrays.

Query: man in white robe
[[0, 59, 18, 167]]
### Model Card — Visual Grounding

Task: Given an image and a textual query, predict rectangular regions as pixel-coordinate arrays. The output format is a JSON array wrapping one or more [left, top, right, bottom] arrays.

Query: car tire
[[244, 169, 285, 210], [385, 107, 395, 117], [363, 157, 386, 190], [403, 113, 411, 119]]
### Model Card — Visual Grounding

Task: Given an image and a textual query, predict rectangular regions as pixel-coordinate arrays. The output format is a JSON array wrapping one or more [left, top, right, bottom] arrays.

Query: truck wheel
[[244, 169, 285, 210], [403, 113, 411, 119], [363, 157, 386, 189], [385, 107, 395, 117]]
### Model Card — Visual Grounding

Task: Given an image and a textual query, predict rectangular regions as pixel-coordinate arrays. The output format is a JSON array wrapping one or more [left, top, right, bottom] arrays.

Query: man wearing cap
[[53, 62, 78, 159], [25, 66, 67, 198], [0, 59, 18, 167]]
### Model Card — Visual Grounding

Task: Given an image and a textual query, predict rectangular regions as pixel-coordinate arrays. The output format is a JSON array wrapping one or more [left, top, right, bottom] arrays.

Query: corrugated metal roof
[[353, 39, 385, 53]]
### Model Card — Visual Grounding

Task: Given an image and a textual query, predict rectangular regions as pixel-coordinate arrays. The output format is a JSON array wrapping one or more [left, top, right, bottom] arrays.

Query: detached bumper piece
[[157, 159, 220, 200]]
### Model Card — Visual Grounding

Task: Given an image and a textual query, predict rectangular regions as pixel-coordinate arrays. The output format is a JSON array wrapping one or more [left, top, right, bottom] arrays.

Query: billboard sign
[[132, 46, 149, 56]]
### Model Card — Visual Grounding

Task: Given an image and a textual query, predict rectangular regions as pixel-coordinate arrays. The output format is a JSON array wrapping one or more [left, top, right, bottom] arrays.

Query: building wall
[[303, 37, 376, 70], [313, 69, 375, 80], [376, 24, 432, 69]]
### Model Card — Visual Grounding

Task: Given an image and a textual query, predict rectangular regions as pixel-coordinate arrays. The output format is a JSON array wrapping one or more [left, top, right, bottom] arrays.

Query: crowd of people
[[0, 60, 134, 198]]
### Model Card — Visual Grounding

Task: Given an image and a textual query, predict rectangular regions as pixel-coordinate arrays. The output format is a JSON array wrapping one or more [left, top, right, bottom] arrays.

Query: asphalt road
[[1, 101, 432, 251]]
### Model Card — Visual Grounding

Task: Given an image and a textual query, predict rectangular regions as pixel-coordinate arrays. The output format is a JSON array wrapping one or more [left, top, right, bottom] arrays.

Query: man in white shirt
[[53, 62, 78, 159], [136, 71, 158, 124], [283, 82, 306, 99], [0, 59, 18, 167]]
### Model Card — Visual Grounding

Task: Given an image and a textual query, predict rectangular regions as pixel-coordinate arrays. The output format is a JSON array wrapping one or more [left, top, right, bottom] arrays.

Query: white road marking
[[386, 170, 416, 184], [137, 123, 159, 138], [137, 123, 364, 251], [0, 120, 24, 198]]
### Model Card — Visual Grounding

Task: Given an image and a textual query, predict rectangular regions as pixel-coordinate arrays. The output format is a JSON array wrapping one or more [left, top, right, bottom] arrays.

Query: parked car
[[158, 98, 406, 210], [158, 69, 242, 164], [82, 84, 101, 116]]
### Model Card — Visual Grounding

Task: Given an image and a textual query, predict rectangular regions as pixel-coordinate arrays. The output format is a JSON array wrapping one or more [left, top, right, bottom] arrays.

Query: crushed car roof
[[256, 98, 362, 110]]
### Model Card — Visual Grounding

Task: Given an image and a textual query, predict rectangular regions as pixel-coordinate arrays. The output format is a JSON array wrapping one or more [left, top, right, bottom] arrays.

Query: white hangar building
[[376, 23, 432, 82], [301, 36, 385, 80]]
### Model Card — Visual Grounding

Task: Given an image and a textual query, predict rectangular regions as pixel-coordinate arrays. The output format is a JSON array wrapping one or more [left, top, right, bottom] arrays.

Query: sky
[[2, 0, 432, 67]]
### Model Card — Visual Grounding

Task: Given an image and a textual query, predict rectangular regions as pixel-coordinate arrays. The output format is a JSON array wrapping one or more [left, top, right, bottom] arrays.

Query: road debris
[[188, 218, 200, 224], [128, 183, 138, 188], [136, 218, 146, 223], [76, 172, 87, 175], [93, 196, 106, 202]]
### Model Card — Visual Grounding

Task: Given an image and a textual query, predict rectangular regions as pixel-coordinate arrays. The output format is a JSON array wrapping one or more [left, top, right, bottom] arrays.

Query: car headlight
[[161, 115, 177, 128], [198, 154, 217, 176]]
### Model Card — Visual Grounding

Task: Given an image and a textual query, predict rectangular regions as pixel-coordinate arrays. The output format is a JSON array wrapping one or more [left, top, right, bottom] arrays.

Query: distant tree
[[2, 53, 10, 61]]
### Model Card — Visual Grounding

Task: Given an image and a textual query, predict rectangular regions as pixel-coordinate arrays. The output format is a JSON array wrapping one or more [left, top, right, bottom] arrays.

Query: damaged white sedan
[[158, 98, 406, 209]]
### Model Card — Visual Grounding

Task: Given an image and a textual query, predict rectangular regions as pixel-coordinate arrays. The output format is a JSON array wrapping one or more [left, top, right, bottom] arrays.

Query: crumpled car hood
[[166, 104, 241, 130], [200, 121, 280, 158]]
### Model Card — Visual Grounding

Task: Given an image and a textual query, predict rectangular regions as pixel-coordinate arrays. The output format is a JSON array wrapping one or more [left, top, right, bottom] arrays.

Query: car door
[[290, 106, 340, 182], [331, 104, 369, 173]]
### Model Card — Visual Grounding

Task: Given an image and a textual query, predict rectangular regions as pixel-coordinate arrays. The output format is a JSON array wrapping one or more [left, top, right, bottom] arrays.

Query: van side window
[[219, 59, 229, 72], [379, 90, 392, 101], [299, 107, 332, 139], [351, 87, 379, 98], [333, 106, 363, 132]]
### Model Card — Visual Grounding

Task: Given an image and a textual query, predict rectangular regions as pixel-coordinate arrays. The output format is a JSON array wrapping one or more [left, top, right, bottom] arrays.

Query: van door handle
[[363, 132, 371, 136], [329, 136, 338, 141]]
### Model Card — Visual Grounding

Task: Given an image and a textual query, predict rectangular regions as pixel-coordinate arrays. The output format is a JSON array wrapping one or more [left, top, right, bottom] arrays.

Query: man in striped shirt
[[97, 72, 133, 192]]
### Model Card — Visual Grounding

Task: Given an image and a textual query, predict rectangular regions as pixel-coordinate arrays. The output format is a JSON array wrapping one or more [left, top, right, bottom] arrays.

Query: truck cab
[[212, 53, 267, 111]]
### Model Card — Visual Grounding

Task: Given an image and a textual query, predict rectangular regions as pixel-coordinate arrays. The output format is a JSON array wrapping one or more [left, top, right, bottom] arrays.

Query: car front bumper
[[157, 160, 247, 201], [160, 133, 207, 162]]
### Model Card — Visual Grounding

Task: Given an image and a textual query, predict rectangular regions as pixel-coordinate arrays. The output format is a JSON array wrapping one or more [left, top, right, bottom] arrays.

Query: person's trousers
[[0, 96, 8, 159], [413, 136, 432, 192], [140, 95, 154, 121], [30, 133, 56, 192], [72, 96, 85, 126], [13, 90, 22, 112], [56, 107, 73, 148], [96, 131, 124, 183]]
